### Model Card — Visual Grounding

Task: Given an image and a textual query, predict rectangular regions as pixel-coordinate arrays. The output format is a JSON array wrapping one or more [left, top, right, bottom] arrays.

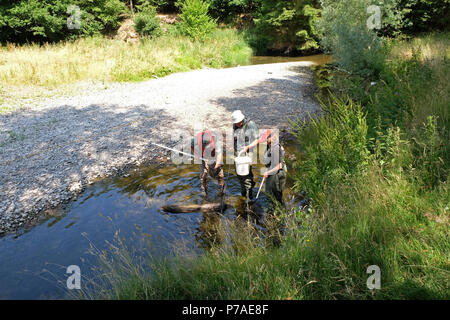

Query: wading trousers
[[200, 161, 224, 195], [265, 169, 286, 207], [238, 166, 255, 203]]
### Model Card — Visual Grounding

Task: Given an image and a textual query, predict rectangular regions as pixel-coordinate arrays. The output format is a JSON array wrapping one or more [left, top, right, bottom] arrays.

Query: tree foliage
[[0, 0, 448, 47], [0, 0, 127, 43], [247, 0, 321, 55], [317, 0, 406, 76], [134, 1, 162, 38], [400, 0, 450, 33], [176, 0, 217, 40]]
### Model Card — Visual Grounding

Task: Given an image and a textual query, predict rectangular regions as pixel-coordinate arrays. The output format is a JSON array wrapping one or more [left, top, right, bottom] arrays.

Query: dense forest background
[[1, 0, 449, 54]]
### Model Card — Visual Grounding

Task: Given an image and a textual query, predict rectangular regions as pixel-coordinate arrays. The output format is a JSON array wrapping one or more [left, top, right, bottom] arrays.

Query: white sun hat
[[231, 110, 245, 124]]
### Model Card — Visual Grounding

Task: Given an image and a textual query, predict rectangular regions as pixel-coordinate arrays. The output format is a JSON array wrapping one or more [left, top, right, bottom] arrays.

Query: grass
[[0, 28, 252, 113], [88, 168, 448, 300], [77, 32, 450, 300]]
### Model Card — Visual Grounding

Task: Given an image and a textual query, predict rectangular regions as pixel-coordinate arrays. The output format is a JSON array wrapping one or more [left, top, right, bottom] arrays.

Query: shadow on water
[[0, 144, 302, 299]]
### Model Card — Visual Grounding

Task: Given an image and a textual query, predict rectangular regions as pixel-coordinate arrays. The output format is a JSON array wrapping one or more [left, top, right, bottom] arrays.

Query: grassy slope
[[89, 32, 449, 300], [0, 28, 252, 113]]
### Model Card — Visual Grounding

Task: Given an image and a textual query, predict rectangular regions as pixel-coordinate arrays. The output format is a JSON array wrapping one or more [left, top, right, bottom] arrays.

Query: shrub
[[0, 0, 128, 43], [134, 4, 162, 38], [248, 0, 321, 55], [290, 94, 370, 199], [176, 0, 217, 40], [412, 116, 447, 188], [317, 0, 404, 76]]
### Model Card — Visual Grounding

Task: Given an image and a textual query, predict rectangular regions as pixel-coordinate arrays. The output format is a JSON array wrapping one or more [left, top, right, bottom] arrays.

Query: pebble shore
[[0, 61, 320, 235]]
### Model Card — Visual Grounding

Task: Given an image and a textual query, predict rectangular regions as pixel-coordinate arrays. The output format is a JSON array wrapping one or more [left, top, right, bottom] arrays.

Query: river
[[0, 55, 328, 299]]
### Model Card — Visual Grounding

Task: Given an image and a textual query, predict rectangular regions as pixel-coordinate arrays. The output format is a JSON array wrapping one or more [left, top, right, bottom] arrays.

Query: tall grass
[[0, 29, 252, 113], [87, 32, 449, 300], [88, 166, 449, 299], [0, 29, 252, 87]]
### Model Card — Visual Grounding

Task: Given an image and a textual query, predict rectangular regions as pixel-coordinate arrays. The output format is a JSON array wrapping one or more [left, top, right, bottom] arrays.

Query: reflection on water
[[249, 54, 331, 66]]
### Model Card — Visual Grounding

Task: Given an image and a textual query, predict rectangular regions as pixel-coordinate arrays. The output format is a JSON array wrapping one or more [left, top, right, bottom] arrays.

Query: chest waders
[[197, 131, 224, 196], [234, 121, 256, 204], [264, 144, 286, 207]]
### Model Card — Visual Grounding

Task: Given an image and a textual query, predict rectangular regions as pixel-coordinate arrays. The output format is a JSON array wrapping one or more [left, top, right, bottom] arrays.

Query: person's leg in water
[[238, 166, 255, 207], [200, 161, 209, 195], [265, 170, 286, 211], [209, 164, 225, 196]]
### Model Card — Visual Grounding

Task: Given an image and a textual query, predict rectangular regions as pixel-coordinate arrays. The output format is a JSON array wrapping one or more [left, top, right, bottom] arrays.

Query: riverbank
[[0, 60, 320, 236], [0, 29, 252, 114]]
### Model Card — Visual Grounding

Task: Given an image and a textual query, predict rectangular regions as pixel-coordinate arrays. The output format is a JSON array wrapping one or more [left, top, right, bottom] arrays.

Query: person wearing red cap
[[231, 110, 259, 205], [242, 130, 286, 207]]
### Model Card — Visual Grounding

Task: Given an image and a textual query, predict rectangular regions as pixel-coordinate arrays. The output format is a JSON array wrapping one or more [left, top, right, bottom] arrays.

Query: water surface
[[0, 53, 322, 299]]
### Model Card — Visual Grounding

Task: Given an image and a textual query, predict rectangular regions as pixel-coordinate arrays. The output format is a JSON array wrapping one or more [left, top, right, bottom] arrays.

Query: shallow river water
[[0, 55, 328, 299], [0, 150, 299, 299]]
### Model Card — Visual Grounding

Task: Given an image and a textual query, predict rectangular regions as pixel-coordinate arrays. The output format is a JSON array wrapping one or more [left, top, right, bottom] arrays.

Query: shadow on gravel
[[211, 68, 319, 129], [0, 103, 180, 234]]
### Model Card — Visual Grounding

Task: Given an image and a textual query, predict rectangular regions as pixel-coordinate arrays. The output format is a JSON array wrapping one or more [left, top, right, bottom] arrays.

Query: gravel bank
[[0, 61, 320, 235]]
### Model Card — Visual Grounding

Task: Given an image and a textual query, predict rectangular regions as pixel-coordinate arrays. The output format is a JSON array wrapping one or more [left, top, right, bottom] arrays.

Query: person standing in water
[[191, 130, 224, 196], [242, 129, 286, 207], [231, 110, 259, 205]]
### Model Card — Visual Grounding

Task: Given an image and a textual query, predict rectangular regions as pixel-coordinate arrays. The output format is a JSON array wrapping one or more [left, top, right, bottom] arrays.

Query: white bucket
[[235, 154, 252, 176]]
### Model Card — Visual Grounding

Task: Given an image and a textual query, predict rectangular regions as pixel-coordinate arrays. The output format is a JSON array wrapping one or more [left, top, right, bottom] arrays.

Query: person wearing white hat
[[231, 110, 259, 206]]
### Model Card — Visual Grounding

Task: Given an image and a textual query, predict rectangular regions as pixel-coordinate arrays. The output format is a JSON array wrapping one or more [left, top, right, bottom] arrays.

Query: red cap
[[258, 129, 272, 143]]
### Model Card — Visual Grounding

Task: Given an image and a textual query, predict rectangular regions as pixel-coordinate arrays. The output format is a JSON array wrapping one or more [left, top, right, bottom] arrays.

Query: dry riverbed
[[0, 61, 320, 235]]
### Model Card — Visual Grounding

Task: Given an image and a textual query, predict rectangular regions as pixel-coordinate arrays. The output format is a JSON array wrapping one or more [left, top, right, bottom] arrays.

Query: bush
[[176, 0, 217, 40], [134, 4, 162, 38], [401, 0, 450, 33], [290, 94, 370, 199], [248, 0, 321, 55], [317, 0, 404, 76], [0, 0, 128, 43]]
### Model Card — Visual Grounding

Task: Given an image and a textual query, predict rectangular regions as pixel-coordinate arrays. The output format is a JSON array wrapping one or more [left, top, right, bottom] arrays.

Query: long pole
[[255, 176, 265, 199], [150, 142, 208, 162]]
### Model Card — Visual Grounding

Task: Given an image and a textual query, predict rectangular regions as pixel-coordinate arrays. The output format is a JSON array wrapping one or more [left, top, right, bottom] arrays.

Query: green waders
[[265, 169, 286, 207], [237, 167, 255, 203], [263, 141, 286, 210], [233, 119, 259, 205]]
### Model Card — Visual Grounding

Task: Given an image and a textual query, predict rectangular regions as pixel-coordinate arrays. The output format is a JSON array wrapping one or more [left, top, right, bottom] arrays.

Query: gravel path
[[0, 61, 320, 235]]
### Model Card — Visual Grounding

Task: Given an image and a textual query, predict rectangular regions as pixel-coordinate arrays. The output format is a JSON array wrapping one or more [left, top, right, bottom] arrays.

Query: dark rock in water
[[298, 197, 310, 212], [162, 203, 228, 214]]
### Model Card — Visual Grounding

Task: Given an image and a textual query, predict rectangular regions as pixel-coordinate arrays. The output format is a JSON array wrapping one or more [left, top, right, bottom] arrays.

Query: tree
[[317, 0, 407, 76], [0, 0, 128, 43], [248, 0, 321, 55], [176, 0, 217, 40]]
